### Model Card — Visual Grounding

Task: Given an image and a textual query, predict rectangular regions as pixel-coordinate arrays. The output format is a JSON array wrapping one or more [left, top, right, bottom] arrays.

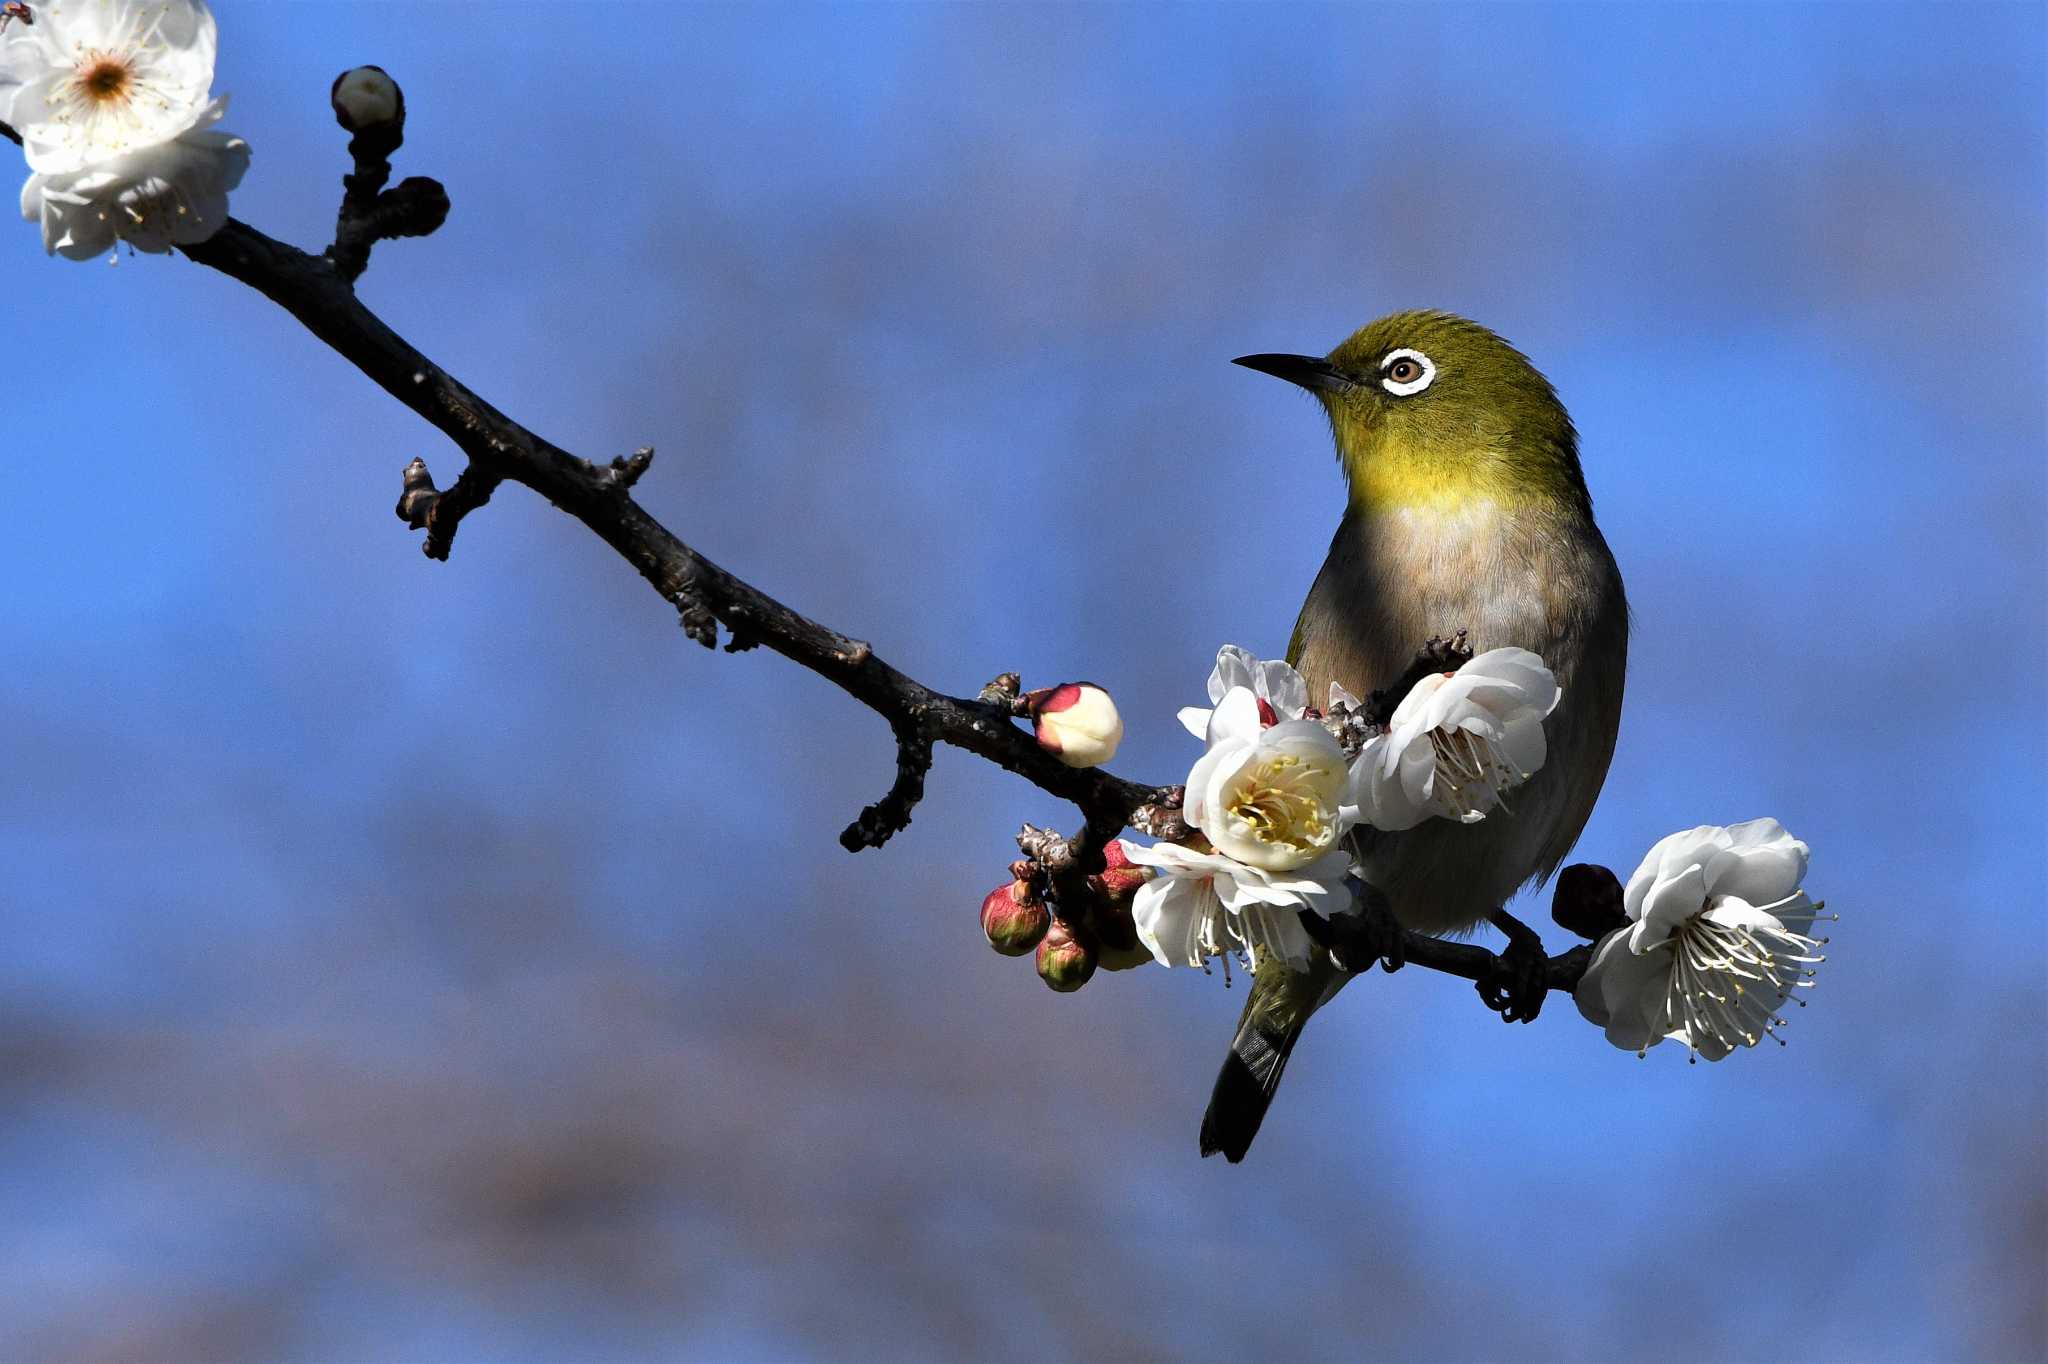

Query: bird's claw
[[1477, 907, 1549, 1023]]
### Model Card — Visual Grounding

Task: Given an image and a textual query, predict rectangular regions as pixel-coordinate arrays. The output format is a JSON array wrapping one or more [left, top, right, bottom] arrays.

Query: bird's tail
[[1199, 953, 1346, 1162], [1198, 1007, 1302, 1163]]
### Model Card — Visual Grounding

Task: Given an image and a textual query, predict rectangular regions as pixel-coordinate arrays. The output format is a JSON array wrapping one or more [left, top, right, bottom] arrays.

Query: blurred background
[[2, 2, 2042, 1359]]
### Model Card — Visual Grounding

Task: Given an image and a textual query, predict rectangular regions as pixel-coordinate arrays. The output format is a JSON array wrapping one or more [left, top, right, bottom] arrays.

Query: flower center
[[1426, 726, 1524, 818], [1225, 754, 1333, 853], [1661, 899, 1823, 1056], [80, 55, 133, 102], [42, 34, 191, 164]]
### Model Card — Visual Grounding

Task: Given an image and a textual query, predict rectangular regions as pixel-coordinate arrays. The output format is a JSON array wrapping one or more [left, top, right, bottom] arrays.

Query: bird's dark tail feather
[[1199, 1016, 1296, 1163]]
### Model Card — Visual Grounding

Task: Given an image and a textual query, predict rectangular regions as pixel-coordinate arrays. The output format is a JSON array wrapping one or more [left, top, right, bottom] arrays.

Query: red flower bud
[[1095, 839, 1151, 903], [981, 879, 1050, 957]]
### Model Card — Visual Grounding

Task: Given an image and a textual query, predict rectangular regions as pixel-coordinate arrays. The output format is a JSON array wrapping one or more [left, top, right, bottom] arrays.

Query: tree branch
[[0, 98, 1610, 1007], [175, 204, 1168, 851]]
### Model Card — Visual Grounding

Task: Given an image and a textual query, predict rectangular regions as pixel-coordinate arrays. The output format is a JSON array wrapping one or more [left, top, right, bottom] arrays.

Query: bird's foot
[[1477, 907, 1549, 1023], [1313, 880, 1406, 975]]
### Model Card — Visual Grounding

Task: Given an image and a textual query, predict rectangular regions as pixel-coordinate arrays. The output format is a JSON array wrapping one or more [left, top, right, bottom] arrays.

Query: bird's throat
[[1332, 414, 1556, 515], [1344, 444, 1533, 515]]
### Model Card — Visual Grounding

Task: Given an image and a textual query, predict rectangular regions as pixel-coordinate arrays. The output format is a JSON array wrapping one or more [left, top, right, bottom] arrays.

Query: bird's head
[[1236, 310, 1589, 516]]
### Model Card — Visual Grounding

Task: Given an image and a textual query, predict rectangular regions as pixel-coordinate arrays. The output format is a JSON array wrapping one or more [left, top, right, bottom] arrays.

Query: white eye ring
[[1379, 348, 1436, 396]]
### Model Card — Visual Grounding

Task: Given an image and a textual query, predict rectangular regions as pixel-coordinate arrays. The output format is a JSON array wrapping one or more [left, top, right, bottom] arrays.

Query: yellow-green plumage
[[1202, 312, 1628, 1162]]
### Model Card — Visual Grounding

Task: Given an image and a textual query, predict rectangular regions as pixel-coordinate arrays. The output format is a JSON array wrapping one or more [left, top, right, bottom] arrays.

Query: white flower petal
[[1700, 819, 1809, 906], [1256, 656, 1309, 718], [1624, 825, 1727, 920], [1208, 645, 1256, 704], [1462, 647, 1561, 716], [25, 125, 247, 258], [1575, 930, 1668, 1052], [1630, 862, 1707, 951], [1133, 875, 1212, 968], [1493, 709, 1548, 781], [1206, 686, 1263, 746]]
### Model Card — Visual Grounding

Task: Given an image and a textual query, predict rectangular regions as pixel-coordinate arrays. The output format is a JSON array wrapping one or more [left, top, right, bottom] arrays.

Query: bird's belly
[[1294, 501, 1614, 933]]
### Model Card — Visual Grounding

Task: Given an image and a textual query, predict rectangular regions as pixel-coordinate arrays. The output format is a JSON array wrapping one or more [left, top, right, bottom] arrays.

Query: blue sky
[[2, 3, 2043, 1359]]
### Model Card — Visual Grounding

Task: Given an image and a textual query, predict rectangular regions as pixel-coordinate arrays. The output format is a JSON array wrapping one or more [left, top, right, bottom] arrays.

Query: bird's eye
[[1379, 348, 1435, 397]]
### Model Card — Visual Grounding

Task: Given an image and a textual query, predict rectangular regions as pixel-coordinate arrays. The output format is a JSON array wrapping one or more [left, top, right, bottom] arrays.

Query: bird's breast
[[1297, 499, 1563, 694]]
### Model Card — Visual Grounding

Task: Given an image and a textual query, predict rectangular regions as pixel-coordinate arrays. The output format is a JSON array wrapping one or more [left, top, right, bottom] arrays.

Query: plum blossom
[[1186, 687, 1353, 871], [2, 0, 246, 258], [1177, 644, 1311, 738], [1119, 837, 1351, 974], [1347, 647, 1560, 830], [1575, 819, 1830, 1061], [0, 0, 219, 172]]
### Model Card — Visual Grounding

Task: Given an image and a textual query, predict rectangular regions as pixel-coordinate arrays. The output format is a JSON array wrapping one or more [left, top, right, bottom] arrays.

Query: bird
[[1203, 310, 1628, 1162]]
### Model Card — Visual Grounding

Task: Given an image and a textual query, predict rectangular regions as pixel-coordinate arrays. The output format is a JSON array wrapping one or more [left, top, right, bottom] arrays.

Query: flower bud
[[981, 879, 1050, 957], [1036, 919, 1098, 992], [1097, 937, 1155, 972], [1551, 862, 1627, 941], [1091, 898, 1153, 971], [331, 65, 402, 132], [1027, 682, 1123, 768], [1094, 839, 1150, 904]]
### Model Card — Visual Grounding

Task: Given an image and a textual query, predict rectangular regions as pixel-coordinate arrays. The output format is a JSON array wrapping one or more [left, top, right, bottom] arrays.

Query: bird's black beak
[[1231, 353, 1351, 394]]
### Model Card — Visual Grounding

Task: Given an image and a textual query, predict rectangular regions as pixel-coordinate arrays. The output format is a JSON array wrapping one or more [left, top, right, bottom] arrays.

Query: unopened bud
[[1551, 863, 1626, 941], [981, 879, 1049, 957], [1090, 897, 1153, 971], [1036, 919, 1098, 992], [1097, 938, 1155, 972], [332, 65, 402, 132], [1094, 839, 1150, 904], [1027, 682, 1122, 768]]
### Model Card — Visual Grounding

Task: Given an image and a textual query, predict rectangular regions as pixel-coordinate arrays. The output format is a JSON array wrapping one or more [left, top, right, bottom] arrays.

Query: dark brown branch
[[1361, 629, 1474, 728], [1396, 933, 1592, 993], [175, 215, 1167, 845], [394, 456, 503, 560], [839, 717, 935, 851]]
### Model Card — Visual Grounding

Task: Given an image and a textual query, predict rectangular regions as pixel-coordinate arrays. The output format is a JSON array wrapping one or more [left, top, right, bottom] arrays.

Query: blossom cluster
[[1125, 643, 1561, 977], [1, 0, 247, 259]]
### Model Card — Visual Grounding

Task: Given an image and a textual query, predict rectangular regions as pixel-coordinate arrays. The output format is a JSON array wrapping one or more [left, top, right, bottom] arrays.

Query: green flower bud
[[1036, 919, 1098, 992]]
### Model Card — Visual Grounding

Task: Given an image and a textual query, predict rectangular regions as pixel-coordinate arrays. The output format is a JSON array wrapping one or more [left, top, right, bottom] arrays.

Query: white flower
[[1575, 819, 1829, 1061], [1178, 644, 1310, 738], [1185, 687, 1353, 871], [1028, 681, 1122, 769], [1347, 647, 1560, 830], [1119, 837, 1352, 973], [0, 0, 221, 175], [21, 112, 244, 257]]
